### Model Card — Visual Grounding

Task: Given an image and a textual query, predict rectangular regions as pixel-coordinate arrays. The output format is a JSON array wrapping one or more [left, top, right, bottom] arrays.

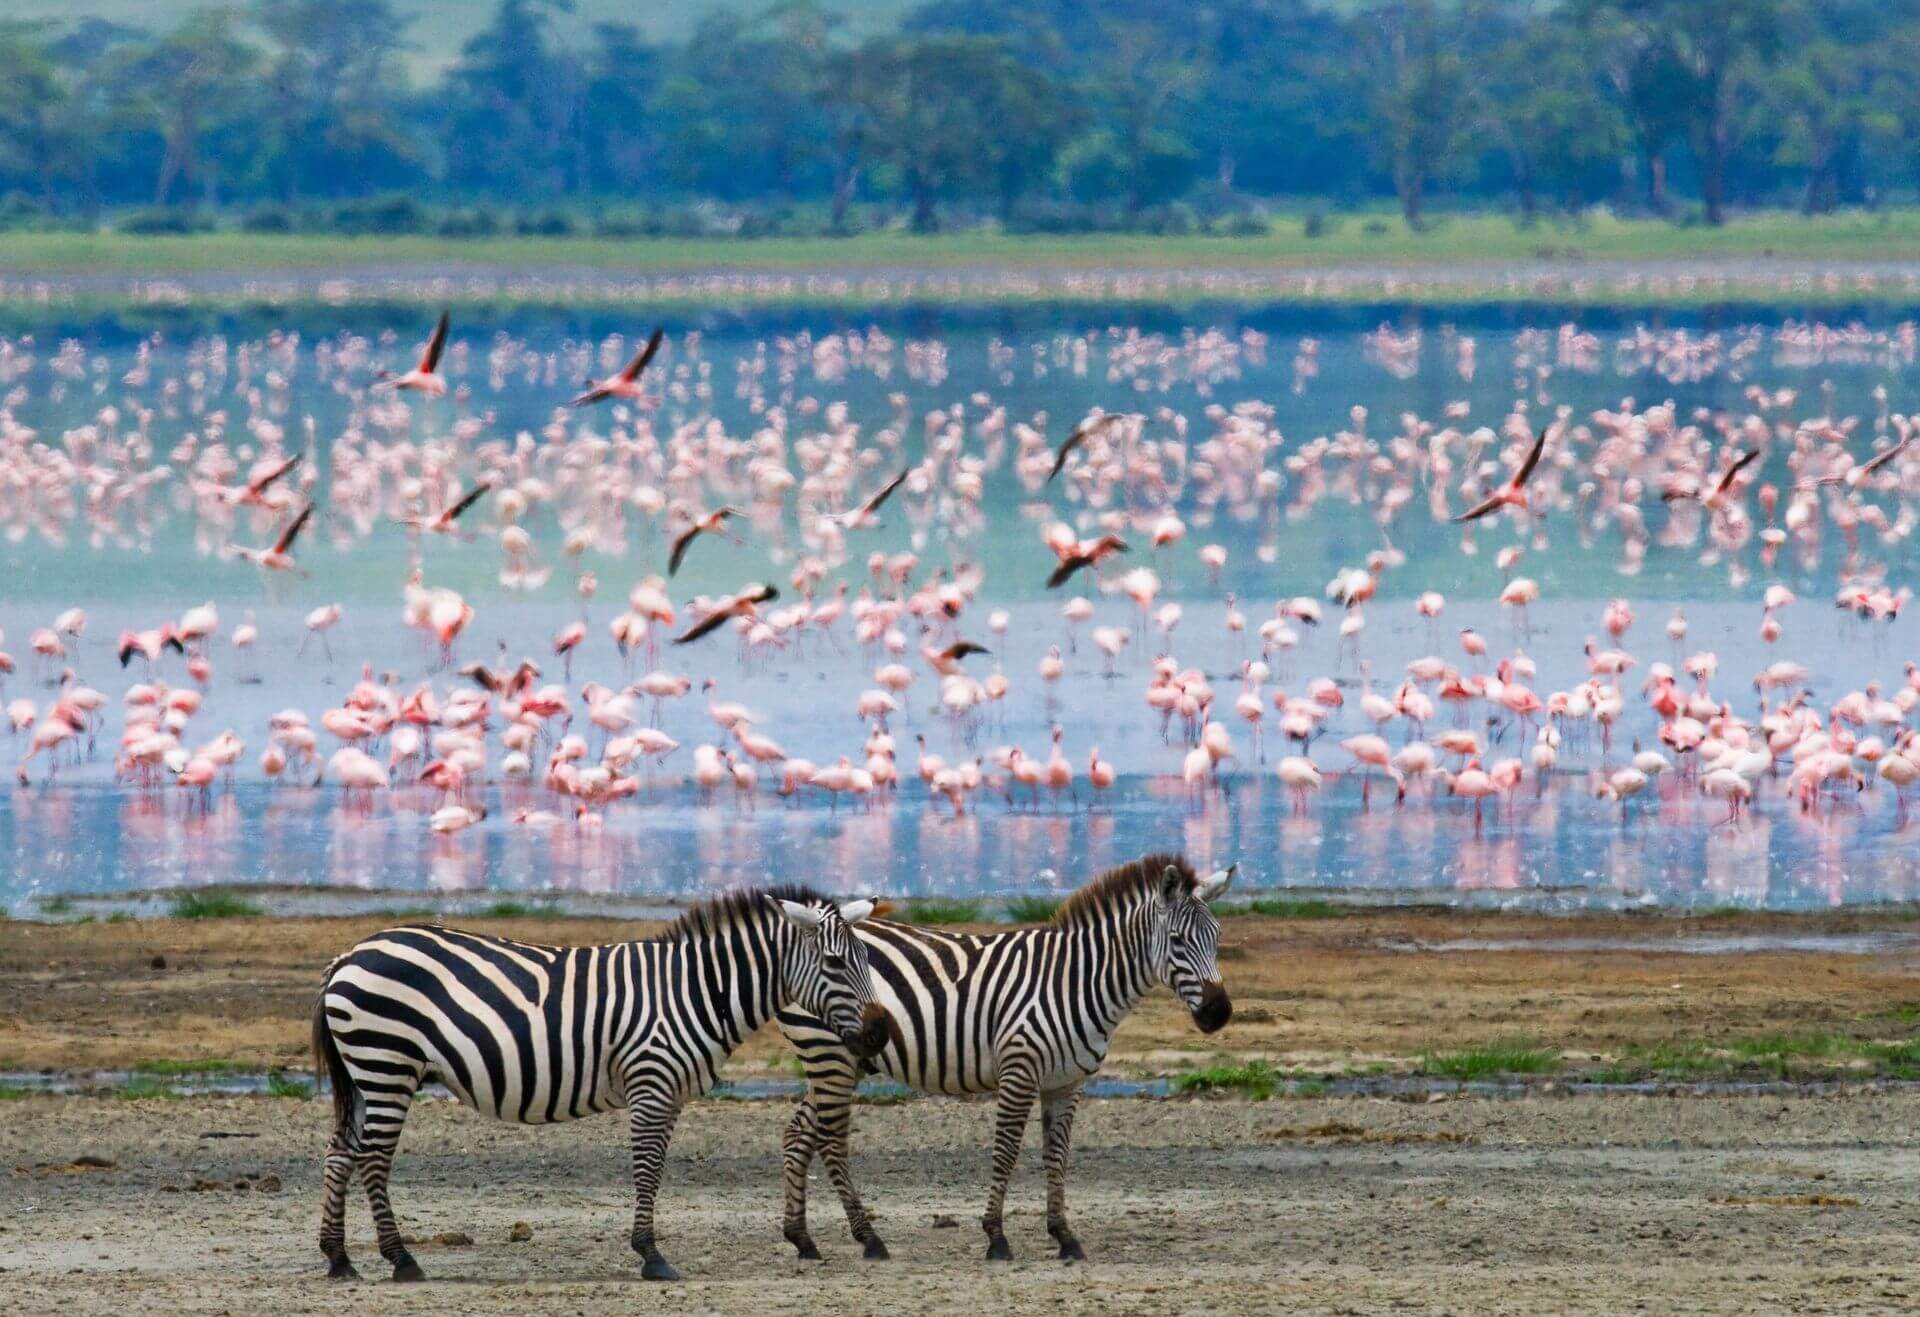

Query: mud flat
[[7, 908, 1920, 1078], [6, 1091, 1920, 1314]]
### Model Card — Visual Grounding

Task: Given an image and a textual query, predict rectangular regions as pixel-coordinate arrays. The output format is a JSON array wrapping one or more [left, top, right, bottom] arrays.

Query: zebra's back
[[807, 921, 1105, 1094], [322, 924, 644, 1123]]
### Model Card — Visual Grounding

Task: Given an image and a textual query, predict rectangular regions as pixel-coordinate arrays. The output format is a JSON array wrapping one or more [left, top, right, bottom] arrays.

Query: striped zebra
[[776, 853, 1234, 1263], [312, 886, 889, 1283]]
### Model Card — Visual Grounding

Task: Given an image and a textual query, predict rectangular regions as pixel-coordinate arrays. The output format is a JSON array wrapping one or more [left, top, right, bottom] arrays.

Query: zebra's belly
[[863, 1034, 1109, 1096]]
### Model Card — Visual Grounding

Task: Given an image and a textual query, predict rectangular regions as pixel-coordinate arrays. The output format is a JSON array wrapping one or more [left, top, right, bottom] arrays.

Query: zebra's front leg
[[781, 1098, 825, 1260], [817, 1085, 889, 1259], [1041, 1084, 1085, 1261], [626, 1089, 686, 1281], [981, 1056, 1039, 1261]]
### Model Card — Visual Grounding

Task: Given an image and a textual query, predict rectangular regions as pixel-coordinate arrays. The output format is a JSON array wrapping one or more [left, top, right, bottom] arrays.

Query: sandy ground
[[6, 1091, 1920, 1314], [6, 908, 1920, 1075]]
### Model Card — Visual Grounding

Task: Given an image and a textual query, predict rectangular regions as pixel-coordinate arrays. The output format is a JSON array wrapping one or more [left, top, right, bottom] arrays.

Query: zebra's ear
[[1159, 864, 1187, 903], [1197, 864, 1237, 902], [839, 898, 877, 925], [774, 898, 825, 930]]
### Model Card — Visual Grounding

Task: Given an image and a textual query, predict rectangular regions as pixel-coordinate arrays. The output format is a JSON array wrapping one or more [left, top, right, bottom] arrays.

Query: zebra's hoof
[[1057, 1238, 1086, 1263], [391, 1259, 426, 1283], [862, 1235, 891, 1261], [791, 1237, 823, 1261], [325, 1257, 360, 1282], [641, 1256, 681, 1282], [985, 1235, 1014, 1262]]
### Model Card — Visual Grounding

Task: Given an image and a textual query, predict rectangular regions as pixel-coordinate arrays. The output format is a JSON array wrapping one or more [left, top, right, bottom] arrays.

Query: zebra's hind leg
[[815, 1078, 888, 1259], [626, 1087, 686, 1280], [781, 1098, 826, 1260], [1041, 1084, 1086, 1262], [318, 1124, 360, 1280], [981, 1056, 1039, 1261], [354, 1086, 424, 1281]]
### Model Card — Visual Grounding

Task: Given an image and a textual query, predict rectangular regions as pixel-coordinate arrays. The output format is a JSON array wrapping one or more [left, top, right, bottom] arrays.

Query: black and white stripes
[[311, 885, 886, 1282], [776, 853, 1234, 1262]]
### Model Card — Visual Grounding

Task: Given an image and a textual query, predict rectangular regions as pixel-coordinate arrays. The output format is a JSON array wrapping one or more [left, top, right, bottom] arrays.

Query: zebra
[[311, 886, 890, 1283], [776, 853, 1234, 1263]]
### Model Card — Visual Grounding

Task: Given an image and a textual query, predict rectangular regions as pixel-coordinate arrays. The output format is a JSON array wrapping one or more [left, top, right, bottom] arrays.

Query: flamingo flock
[[3, 311, 1920, 905]]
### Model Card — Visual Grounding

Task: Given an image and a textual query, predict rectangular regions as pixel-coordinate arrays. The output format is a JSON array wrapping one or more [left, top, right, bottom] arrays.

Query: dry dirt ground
[[5, 908, 1920, 1074], [7, 1091, 1920, 1314]]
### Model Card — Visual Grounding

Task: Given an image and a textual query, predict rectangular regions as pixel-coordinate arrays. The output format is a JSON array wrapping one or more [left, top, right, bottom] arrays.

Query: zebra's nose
[[1192, 981, 1232, 1034], [845, 1002, 891, 1058]]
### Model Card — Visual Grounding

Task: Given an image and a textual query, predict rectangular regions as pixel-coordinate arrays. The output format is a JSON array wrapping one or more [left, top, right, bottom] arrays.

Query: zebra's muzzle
[[1191, 981, 1232, 1034], [843, 1003, 891, 1059]]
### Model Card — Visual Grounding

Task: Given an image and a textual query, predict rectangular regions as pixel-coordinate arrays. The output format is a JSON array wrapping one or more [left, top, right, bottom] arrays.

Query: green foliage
[[1171, 1060, 1278, 1100], [477, 900, 555, 919], [1224, 896, 1348, 919], [267, 1070, 314, 1099], [1420, 1041, 1561, 1080], [132, 1058, 246, 1075], [167, 890, 262, 919], [1, 0, 1913, 231], [1002, 896, 1061, 923], [908, 898, 983, 925]]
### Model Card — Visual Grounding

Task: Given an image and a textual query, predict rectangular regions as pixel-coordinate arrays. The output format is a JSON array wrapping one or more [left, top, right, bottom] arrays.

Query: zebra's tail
[[312, 989, 356, 1134]]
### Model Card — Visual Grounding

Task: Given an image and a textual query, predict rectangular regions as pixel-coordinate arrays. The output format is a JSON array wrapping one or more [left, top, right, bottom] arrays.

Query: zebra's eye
[[822, 953, 848, 971]]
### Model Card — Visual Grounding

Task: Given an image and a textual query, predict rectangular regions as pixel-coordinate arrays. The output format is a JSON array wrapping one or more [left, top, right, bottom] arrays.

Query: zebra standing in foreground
[[312, 886, 890, 1283], [776, 853, 1235, 1263]]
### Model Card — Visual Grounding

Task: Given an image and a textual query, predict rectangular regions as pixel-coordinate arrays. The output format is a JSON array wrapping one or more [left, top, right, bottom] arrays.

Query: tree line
[[1, 0, 1916, 236]]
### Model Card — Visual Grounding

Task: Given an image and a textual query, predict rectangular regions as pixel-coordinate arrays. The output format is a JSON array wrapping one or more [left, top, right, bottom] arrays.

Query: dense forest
[[1, 0, 1917, 235]]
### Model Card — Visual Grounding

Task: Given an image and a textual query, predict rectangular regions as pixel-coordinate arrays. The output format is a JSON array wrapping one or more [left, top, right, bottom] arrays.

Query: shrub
[[332, 192, 426, 235], [436, 206, 501, 238], [118, 207, 212, 235], [515, 209, 577, 237], [240, 203, 297, 233]]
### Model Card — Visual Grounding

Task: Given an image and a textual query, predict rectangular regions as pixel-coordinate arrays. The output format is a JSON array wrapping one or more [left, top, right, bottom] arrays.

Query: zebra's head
[[773, 897, 890, 1059], [1154, 862, 1234, 1034]]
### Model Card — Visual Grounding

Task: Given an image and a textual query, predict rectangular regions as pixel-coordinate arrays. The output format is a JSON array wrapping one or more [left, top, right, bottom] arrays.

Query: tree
[[1471, 2, 1629, 220], [445, 0, 582, 196], [107, 10, 261, 208], [251, 0, 419, 202], [0, 22, 73, 210], [1601, 0, 1790, 224], [1353, 0, 1474, 228]]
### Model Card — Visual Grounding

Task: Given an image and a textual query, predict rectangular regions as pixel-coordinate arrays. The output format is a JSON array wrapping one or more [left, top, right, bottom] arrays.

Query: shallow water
[[4, 304, 1920, 913]]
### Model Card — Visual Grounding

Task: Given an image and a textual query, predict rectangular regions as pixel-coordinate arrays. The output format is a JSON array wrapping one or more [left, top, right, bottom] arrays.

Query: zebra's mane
[[1049, 853, 1194, 928], [661, 883, 830, 941]]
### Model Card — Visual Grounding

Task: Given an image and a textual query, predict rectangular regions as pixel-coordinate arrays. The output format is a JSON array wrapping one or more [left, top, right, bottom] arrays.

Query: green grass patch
[[112, 1077, 184, 1101], [0, 1084, 32, 1101], [1420, 1042, 1561, 1081], [1002, 896, 1060, 924], [1224, 895, 1348, 920], [1171, 1060, 1279, 1101], [907, 899, 983, 925], [373, 906, 441, 921], [132, 1059, 246, 1076], [15, 211, 1920, 312], [267, 1071, 314, 1099], [39, 894, 74, 915], [168, 890, 262, 920], [10, 211, 1920, 276], [475, 900, 557, 920]]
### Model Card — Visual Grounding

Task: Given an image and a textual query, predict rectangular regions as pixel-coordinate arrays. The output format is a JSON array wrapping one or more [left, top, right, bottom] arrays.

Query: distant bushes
[[1005, 197, 1271, 237], [94, 193, 1294, 241]]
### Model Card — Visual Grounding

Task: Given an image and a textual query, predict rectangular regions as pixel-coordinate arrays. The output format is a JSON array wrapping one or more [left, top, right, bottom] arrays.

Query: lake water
[[4, 302, 1919, 914]]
